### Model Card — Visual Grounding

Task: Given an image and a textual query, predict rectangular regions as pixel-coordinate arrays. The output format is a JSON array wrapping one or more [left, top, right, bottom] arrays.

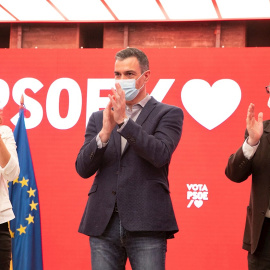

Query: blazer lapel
[[121, 97, 158, 155], [112, 126, 122, 158], [136, 97, 158, 126]]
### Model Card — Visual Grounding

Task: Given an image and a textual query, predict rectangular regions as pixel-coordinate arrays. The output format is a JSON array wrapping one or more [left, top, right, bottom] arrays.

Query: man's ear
[[143, 70, 151, 84]]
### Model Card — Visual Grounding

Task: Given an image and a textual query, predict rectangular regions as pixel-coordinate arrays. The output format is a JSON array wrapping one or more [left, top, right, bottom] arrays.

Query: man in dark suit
[[75, 47, 184, 270], [225, 99, 270, 269]]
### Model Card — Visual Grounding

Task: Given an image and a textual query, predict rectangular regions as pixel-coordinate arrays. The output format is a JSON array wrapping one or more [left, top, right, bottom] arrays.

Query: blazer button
[[112, 191, 116, 195]]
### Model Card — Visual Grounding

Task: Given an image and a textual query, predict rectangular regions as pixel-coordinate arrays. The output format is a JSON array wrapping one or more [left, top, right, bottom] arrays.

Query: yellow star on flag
[[25, 214, 34, 225], [17, 224, 27, 235], [27, 187, 36, 197], [29, 200, 38, 211], [13, 177, 19, 185], [19, 177, 29, 187], [9, 229, 15, 238]]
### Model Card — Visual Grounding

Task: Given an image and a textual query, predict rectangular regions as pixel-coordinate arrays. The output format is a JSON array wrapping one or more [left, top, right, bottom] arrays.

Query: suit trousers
[[0, 222, 11, 270], [89, 211, 167, 270], [248, 217, 270, 270]]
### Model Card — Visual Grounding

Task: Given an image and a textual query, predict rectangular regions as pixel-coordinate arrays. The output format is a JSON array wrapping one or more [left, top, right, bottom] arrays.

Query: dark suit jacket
[[75, 97, 184, 237], [225, 120, 270, 254]]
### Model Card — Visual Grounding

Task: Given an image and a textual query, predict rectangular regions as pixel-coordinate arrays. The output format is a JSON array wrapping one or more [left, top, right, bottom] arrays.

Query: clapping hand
[[108, 83, 127, 125], [246, 103, 263, 146]]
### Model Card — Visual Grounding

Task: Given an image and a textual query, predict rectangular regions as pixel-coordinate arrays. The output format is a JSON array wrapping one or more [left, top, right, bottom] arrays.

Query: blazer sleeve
[[225, 129, 252, 183], [75, 112, 107, 179], [119, 106, 184, 168]]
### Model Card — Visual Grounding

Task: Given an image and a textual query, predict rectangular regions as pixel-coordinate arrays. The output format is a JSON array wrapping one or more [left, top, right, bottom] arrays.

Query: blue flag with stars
[[8, 108, 43, 270]]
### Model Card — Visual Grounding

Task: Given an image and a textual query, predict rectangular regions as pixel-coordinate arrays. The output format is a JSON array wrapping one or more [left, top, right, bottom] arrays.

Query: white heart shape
[[194, 200, 203, 208], [181, 79, 241, 130]]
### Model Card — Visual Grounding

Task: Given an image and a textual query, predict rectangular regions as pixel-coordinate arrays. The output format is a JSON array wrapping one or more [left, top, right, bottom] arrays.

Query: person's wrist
[[117, 117, 127, 128], [118, 122, 124, 128], [99, 129, 111, 143], [247, 137, 259, 146]]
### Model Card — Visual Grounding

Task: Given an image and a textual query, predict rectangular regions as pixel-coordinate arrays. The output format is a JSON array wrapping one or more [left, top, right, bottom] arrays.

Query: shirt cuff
[[242, 137, 260, 160], [96, 134, 109, 149]]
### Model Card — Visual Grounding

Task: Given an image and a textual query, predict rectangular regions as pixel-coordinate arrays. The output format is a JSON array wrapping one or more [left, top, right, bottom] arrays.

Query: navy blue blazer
[[75, 97, 184, 237]]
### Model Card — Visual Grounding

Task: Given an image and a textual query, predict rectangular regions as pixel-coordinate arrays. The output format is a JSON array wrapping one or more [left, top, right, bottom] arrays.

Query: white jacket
[[0, 125, 20, 224]]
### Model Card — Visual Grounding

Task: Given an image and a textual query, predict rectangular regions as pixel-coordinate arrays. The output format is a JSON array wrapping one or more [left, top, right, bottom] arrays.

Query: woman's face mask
[[115, 72, 145, 101]]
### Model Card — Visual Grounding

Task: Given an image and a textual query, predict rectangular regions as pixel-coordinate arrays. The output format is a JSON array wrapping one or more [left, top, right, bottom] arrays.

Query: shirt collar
[[126, 94, 151, 111], [138, 94, 151, 108]]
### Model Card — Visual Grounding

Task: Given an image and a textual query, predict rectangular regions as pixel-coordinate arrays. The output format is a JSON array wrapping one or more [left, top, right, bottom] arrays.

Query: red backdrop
[[1, 48, 270, 269]]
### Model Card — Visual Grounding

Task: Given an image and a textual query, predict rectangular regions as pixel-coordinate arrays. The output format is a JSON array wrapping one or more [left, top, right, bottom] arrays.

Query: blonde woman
[[0, 111, 20, 270]]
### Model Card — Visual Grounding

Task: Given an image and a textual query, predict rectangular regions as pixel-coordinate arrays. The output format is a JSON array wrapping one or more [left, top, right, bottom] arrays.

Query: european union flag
[[8, 108, 43, 270]]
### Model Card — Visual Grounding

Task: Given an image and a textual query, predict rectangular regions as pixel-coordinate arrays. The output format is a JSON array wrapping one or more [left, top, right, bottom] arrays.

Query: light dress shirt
[[0, 125, 20, 224], [242, 138, 270, 217]]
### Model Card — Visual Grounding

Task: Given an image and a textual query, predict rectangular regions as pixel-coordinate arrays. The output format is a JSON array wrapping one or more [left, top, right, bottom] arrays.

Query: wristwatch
[[118, 117, 128, 128]]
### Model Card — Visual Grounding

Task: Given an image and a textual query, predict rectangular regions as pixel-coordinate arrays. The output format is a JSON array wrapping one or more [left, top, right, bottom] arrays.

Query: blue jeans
[[90, 211, 167, 270]]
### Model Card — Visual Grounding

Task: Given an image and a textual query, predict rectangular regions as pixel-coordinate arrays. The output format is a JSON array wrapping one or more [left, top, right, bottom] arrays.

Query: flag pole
[[20, 94, 24, 109]]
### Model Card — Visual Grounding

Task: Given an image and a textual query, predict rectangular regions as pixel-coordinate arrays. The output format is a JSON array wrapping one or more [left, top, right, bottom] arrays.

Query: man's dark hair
[[115, 47, 149, 73]]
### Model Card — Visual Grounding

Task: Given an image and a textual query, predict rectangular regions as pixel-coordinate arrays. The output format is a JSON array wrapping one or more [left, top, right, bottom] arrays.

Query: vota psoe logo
[[187, 184, 208, 208], [181, 79, 241, 130]]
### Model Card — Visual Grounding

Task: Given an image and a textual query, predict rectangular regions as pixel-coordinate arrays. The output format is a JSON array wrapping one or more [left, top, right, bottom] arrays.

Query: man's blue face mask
[[115, 72, 145, 101]]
